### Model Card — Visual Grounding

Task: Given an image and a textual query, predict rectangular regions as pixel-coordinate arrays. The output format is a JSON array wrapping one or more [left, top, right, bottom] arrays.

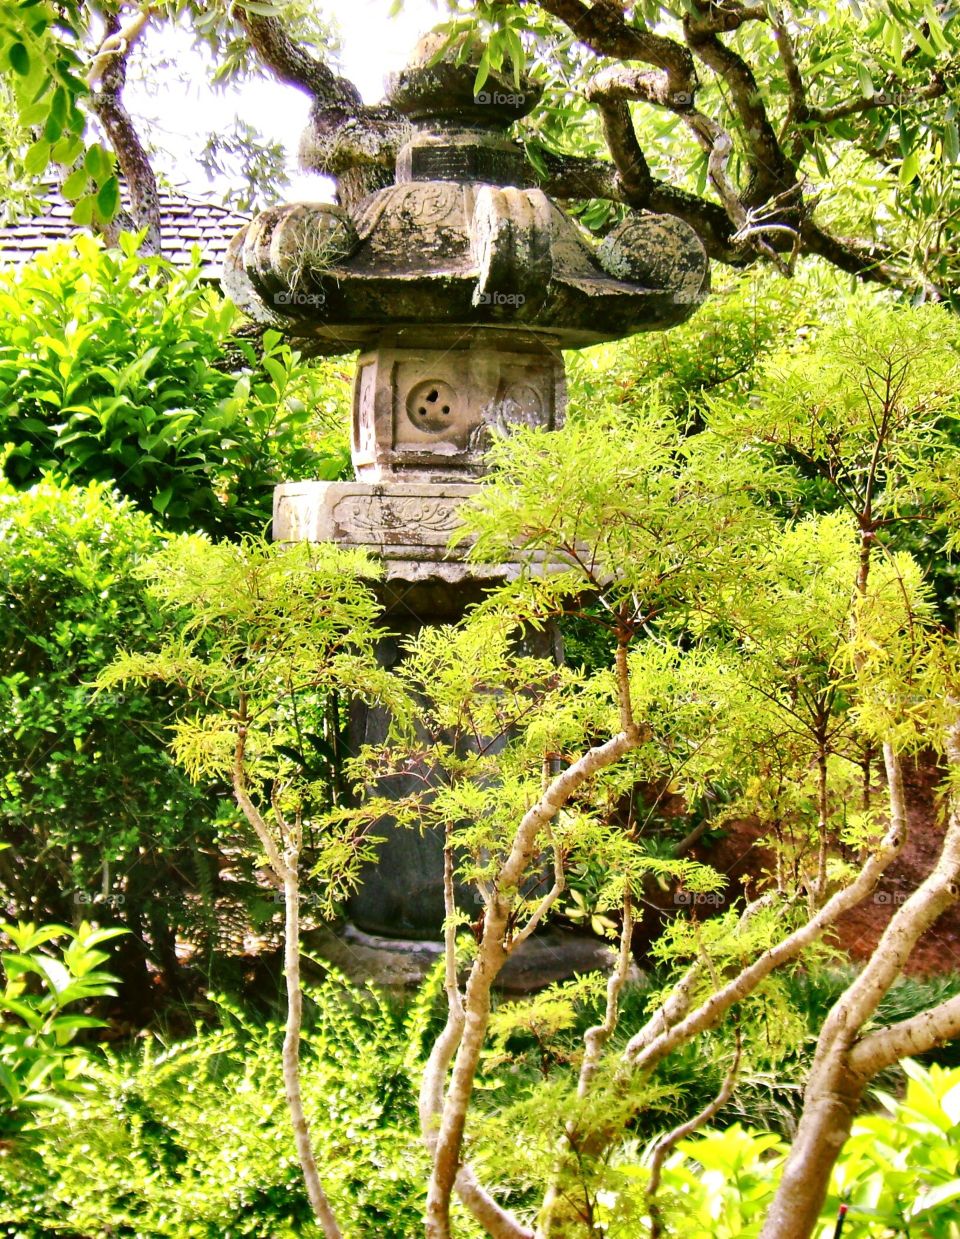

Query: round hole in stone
[[407, 378, 460, 434]]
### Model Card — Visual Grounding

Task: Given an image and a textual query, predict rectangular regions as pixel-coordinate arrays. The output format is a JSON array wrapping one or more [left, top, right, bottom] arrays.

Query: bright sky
[[124, 0, 439, 207]]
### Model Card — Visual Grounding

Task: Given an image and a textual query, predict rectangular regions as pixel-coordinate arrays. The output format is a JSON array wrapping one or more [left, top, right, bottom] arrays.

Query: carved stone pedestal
[[275, 476, 553, 937], [274, 479, 483, 578]]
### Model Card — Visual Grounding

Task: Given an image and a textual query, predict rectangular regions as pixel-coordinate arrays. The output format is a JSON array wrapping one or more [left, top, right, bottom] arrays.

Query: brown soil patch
[[690, 753, 960, 976]]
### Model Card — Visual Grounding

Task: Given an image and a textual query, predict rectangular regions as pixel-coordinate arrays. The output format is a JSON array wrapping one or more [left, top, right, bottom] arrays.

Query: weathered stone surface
[[304, 923, 640, 993], [345, 613, 561, 937], [273, 479, 485, 584], [274, 480, 475, 553], [274, 479, 558, 590], [225, 41, 709, 353], [350, 329, 564, 482]]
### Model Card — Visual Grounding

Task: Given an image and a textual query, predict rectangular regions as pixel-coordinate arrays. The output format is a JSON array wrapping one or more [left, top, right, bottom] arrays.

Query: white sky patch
[[123, 0, 439, 207]]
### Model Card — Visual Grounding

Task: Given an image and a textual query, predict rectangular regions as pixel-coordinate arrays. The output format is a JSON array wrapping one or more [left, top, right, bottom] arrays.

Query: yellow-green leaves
[[99, 534, 397, 890]]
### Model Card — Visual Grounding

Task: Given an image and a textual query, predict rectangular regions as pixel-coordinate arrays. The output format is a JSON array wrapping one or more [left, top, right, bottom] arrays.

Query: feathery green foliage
[[99, 535, 403, 913]]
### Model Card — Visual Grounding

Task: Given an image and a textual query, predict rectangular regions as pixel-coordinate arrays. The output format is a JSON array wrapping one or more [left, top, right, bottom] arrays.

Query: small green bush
[[0, 920, 124, 1138], [0, 970, 478, 1239], [0, 235, 350, 537], [0, 473, 258, 999]]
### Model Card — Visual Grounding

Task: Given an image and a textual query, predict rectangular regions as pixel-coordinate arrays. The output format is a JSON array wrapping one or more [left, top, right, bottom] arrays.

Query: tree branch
[[646, 1029, 741, 1239], [233, 8, 360, 109], [622, 810, 905, 1075], [682, 12, 795, 209], [531, 0, 696, 91], [235, 7, 402, 208], [87, 9, 161, 254], [425, 723, 646, 1238], [849, 991, 960, 1076], [420, 823, 533, 1239], [579, 891, 634, 1096]]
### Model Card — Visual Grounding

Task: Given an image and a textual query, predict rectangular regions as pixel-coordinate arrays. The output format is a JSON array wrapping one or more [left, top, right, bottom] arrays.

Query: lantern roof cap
[[224, 35, 709, 352]]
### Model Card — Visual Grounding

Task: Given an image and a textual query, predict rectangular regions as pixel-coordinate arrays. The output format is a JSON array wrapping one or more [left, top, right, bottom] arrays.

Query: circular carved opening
[[407, 378, 459, 433], [505, 385, 543, 417]]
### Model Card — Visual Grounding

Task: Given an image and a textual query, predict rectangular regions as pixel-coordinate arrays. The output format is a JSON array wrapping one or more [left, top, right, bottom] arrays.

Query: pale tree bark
[[423, 633, 647, 1239], [759, 730, 960, 1239], [280, 846, 343, 1239], [423, 623, 906, 1239], [233, 718, 342, 1239], [536, 892, 635, 1235], [419, 827, 534, 1239], [622, 808, 905, 1080]]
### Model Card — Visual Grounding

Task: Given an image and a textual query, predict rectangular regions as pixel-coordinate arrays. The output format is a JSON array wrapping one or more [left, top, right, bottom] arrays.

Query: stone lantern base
[[275, 476, 565, 943], [273, 479, 484, 577]]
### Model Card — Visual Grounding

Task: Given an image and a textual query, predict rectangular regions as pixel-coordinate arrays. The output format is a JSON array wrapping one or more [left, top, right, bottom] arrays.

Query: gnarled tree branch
[[235, 6, 403, 209], [87, 8, 161, 254]]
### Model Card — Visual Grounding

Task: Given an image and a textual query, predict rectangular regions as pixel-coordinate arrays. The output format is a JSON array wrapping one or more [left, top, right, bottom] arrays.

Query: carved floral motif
[[332, 495, 462, 541]]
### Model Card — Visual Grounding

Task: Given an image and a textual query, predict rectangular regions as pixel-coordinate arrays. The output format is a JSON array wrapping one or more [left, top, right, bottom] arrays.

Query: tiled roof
[[0, 183, 249, 279]]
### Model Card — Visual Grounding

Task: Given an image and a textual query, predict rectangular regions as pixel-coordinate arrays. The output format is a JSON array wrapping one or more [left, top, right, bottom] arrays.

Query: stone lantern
[[224, 37, 709, 944]]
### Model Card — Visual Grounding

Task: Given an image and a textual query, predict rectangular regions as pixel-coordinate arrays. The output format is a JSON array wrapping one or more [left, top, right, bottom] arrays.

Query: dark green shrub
[[0, 472, 262, 1004], [0, 235, 350, 538]]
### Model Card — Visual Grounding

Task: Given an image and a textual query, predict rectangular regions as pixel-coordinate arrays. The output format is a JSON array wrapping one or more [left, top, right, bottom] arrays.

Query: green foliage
[[709, 299, 960, 518], [0, 1, 340, 219], [1, 958, 956, 1237], [604, 1060, 960, 1238], [829, 1060, 960, 1237], [0, 236, 350, 537], [457, 298, 960, 916], [565, 264, 854, 426], [0, 0, 115, 216], [0, 473, 246, 993], [461, 406, 778, 618], [0, 920, 124, 1138], [707, 296, 960, 613], [650, 1124, 787, 1239], [0, 971, 460, 1238], [100, 533, 402, 912]]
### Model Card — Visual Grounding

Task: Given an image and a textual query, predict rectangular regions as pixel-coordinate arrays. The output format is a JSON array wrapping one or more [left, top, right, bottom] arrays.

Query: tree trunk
[[281, 863, 342, 1239], [425, 912, 508, 1239], [88, 13, 161, 254], [759, 1070, 863, 1239]]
